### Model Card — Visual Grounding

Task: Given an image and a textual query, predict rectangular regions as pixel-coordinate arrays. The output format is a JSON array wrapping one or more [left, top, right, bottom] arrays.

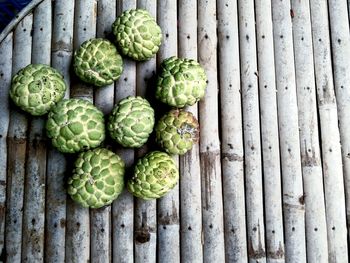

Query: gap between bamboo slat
[[5, 14, 32, 263], [0, 32, 12, 260], [309, 0, 349, 261], [291, 1, 329, 262], [156, 1, 180, 262], [178, 0, 203, 262], [217, 1, 247, 262], [271, 1, 306, 261], [46, 0, 75, 261], [21, 1, 51, 261], [328, 0, 350, 245], [237, 1, 266, 262], [112, 1, 136, 262], [66, 1, 97, 262], [254, 1, 284, 262], [197, 1, 225, 262]]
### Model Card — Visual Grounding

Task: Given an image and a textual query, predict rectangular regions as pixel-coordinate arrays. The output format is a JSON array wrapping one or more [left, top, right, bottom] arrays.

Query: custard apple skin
[[73, 38, 123, 87], [108, 96, 155, 148], [156, 109, 199, 155], [155, 56, 207, 108], [9, 64, 67, 116], [112, 9, 162, 61], [68, 148, 125, 208], [46, 98, 105, 153], [128, 151, 179, 200]]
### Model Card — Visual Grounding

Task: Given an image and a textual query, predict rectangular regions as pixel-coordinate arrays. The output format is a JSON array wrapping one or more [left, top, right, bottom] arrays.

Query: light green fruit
[[155, 56, 207, 108], [46, 98, 105, 153], [128, 151, 179, 200], [112, 9, 162, 61], [155, 109, 199, 155], [73, 38, 123, 87], [108, 96, 155, 148], [68, 148, 125, 208], [9, 64, 67, 116]]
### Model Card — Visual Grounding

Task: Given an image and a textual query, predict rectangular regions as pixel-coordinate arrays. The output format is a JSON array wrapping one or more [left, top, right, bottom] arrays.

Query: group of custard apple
[[9, 9, 207, 208]]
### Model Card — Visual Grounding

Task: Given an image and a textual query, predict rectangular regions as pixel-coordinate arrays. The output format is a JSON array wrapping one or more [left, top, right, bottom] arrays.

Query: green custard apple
[[112, 9, 162, 61], [108, 96, 155, 148], [128, 151, 179, 200], [155, 109, 199, 155], [68, 148, 125, 208], [9, 64, 66, 116], [73, 38, 123, 87], [46, 98, 105, 153], [155, 56, 207, 108]]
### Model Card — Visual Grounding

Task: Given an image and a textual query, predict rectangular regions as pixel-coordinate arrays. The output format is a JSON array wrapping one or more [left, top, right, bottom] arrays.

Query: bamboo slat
[[45, 0, 75, 261], [328, 0, 350, 244], [66, 1, 97, 262], [5, 14, 32, 263], [0, 32, 12, 259], [217, 1, 246, 262], [198, 1, 225, 262], [291, 1, 328, 262], [238, 1, 266, 262], [21, 1, 51, 261], [112, 1, 136, 262], [89, 1, 117, 262], [271, 1, 306, 261], [255, 1, 284, 262], [309, 1, 348, 261], [178, 0, 203, 262], [156, 1, 180, 262]]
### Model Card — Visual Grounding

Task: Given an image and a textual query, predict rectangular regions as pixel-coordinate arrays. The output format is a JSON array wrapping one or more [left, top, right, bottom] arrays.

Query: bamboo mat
[[0, 0, 349, 262]]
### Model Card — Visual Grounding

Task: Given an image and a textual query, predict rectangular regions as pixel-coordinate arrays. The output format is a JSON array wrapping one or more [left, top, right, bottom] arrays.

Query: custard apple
[[155, 56, 207, 108], [9, 64, 66, 116], [68, 148, 125, 208], [112, 9, 162, 61], [156, 109, 199, 155], [108, 96, 155, 148], [128, 151, 179, 200], [73, 38, 123, 87], [46, 98, 105, 153]]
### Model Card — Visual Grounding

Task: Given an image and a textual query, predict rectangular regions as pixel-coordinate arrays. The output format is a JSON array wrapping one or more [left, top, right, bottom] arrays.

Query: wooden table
[[0, 0, 349, 262]]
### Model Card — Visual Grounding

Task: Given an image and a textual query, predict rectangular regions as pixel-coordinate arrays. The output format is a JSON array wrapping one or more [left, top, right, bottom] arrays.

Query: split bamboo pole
[[198, 0, 225, 262], [255, 1, 284, 262], [22, 1, 51, 261], [178, 0, 203, 262], [217, 1, 247, 262], [328, 0, 350, 244], [291, 1, 329, 262], [238, 0, 266, 262], [112, 1, 136, 262], [46, 0, 75, 261], [0, 32, 12, 259], [5, 13, 32, 263], [271, 0, 306, 261], [66, 1, 97, 262], [309, 0, 348, 261]]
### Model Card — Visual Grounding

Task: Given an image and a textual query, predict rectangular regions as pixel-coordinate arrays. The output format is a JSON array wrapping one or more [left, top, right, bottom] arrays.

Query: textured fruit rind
[[46, 98, 105, 153], [128, 151, 179, 200], [112, 9, 162, 61], [68, 148, 125, 208], [9, 64, 67, 116], [108, 96, 155, 148], [155, 56, 207, 108], [156, 109, 199, 155], [73, 38, 123, 87]]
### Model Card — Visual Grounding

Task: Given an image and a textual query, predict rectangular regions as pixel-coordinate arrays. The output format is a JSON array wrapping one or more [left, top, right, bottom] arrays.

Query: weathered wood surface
[[0, 0, 350, 262]]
